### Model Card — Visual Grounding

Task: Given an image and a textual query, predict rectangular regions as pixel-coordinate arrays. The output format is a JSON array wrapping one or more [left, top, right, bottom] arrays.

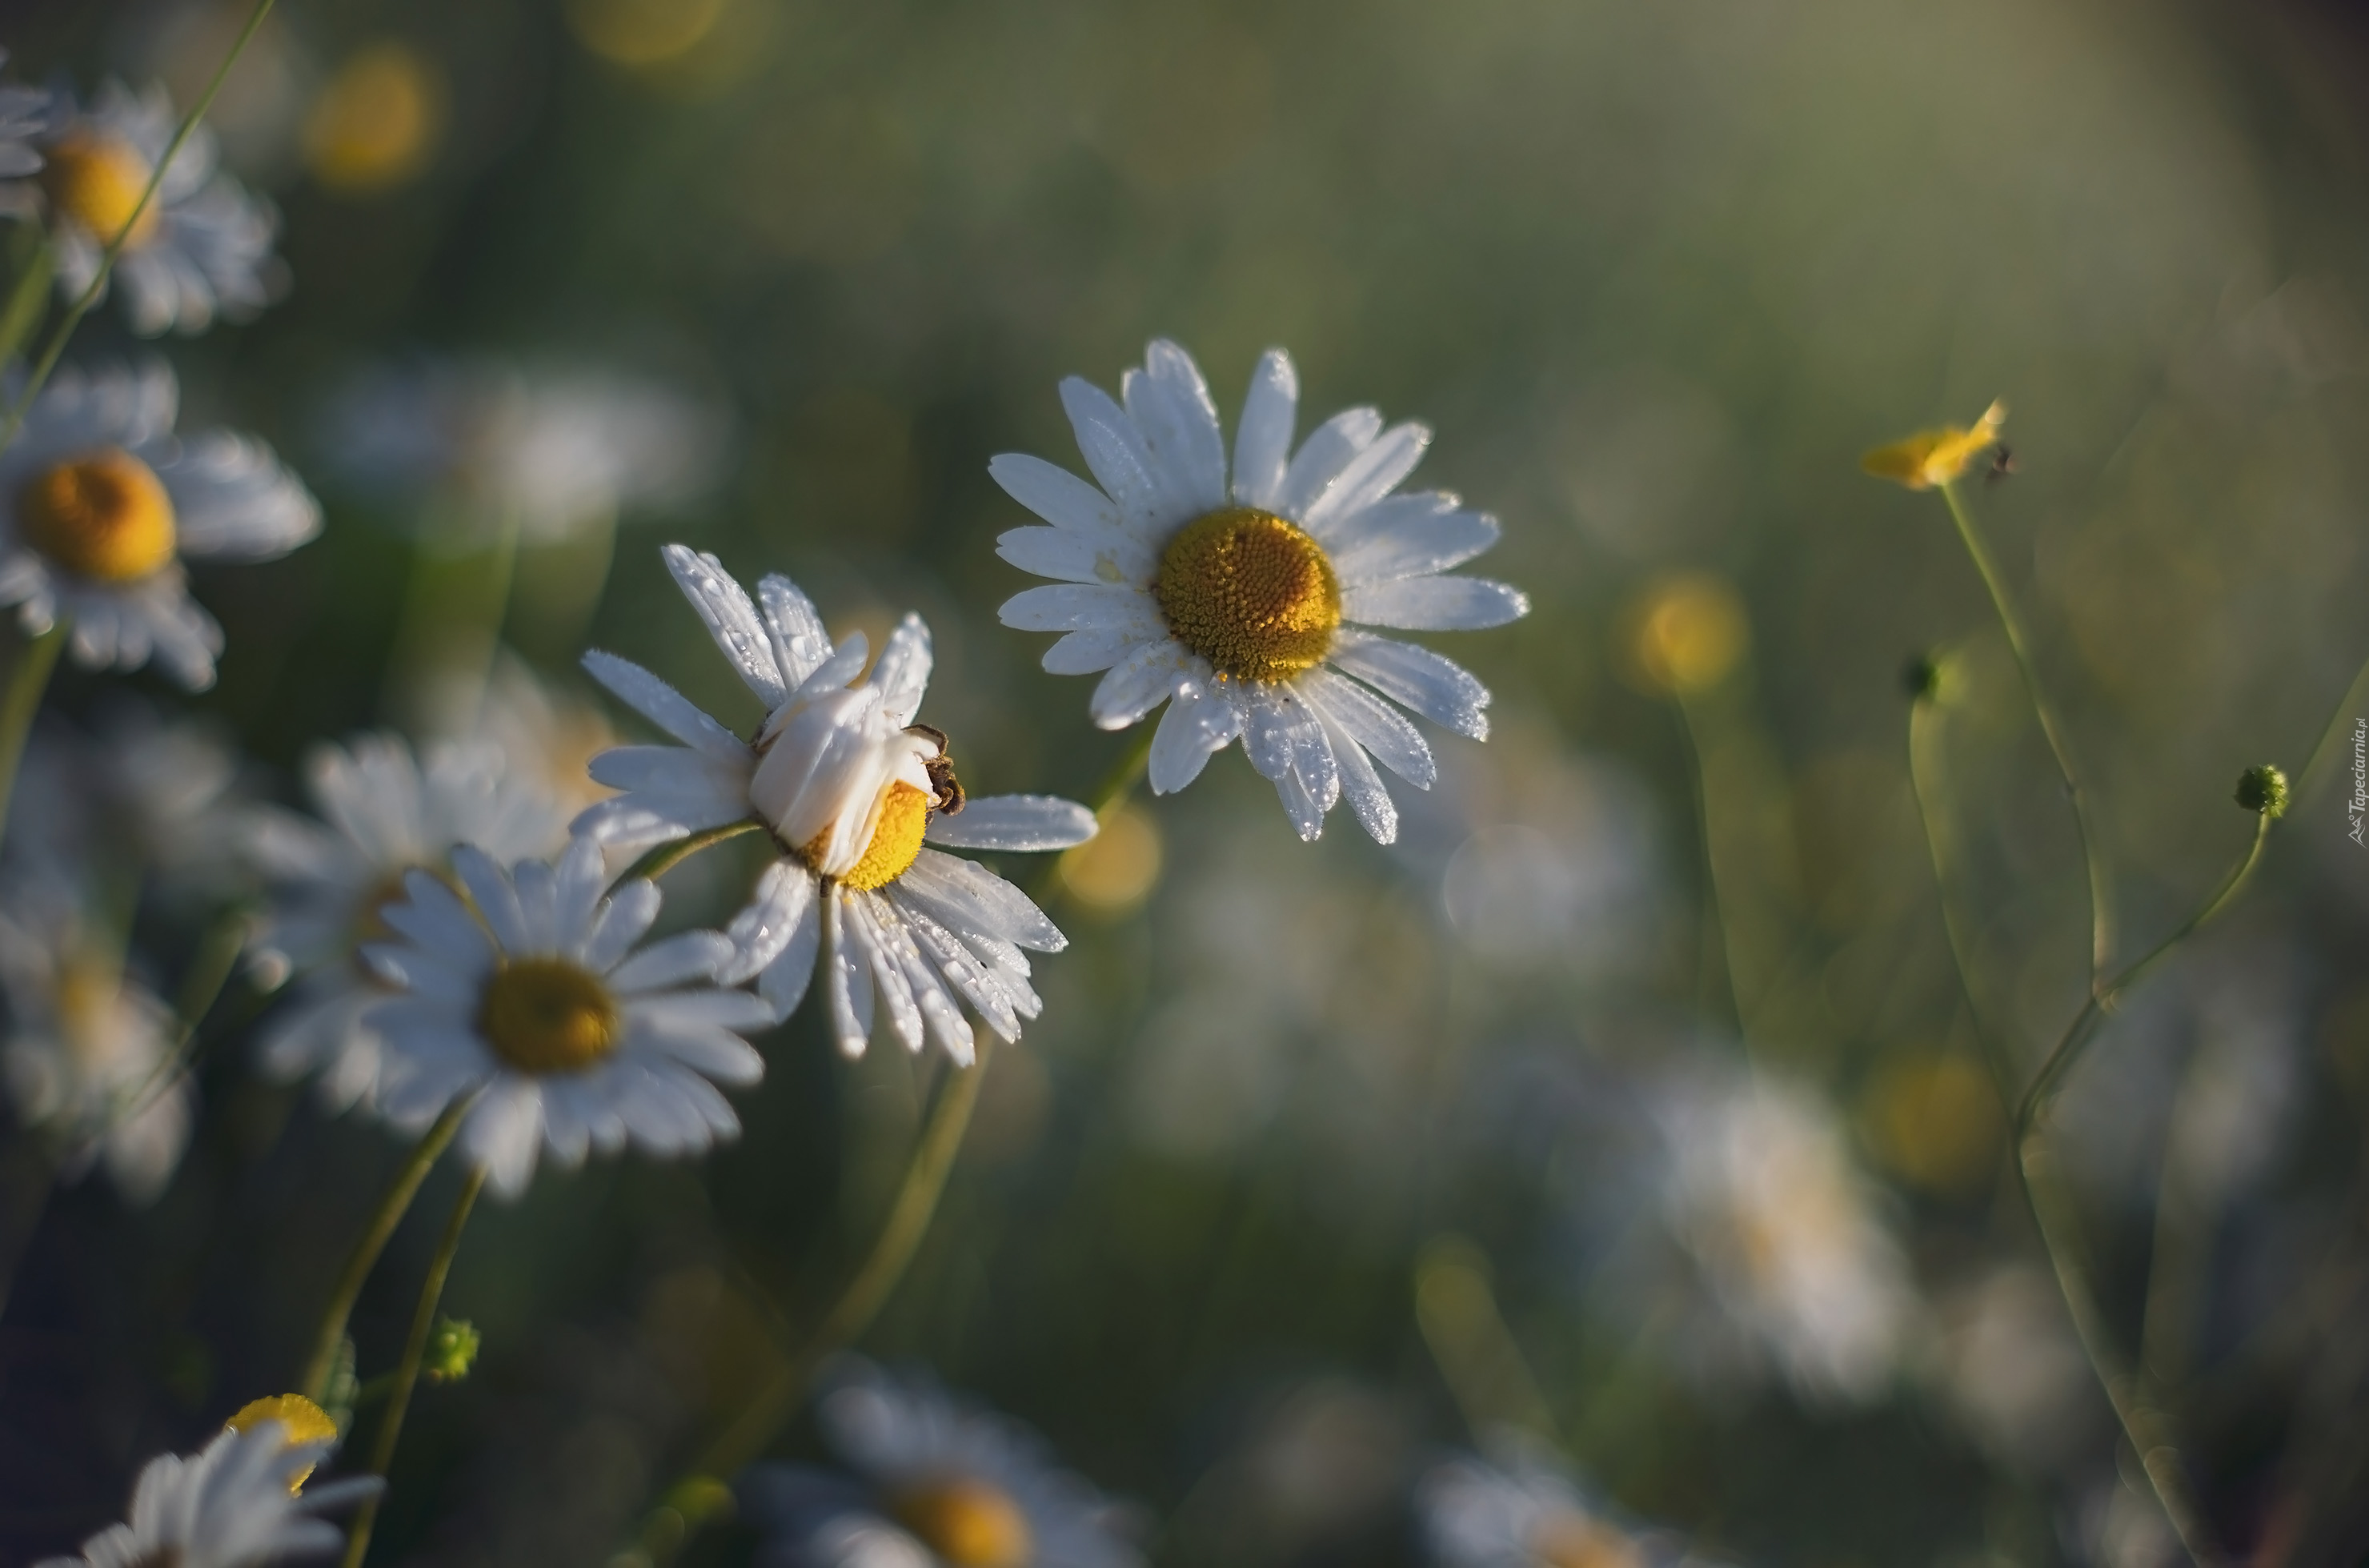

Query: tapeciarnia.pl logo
[[2351, 717, 2367, 846]]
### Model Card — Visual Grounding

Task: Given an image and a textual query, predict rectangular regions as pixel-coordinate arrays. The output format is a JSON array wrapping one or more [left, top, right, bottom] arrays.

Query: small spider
[[906, 723, 965, 815]]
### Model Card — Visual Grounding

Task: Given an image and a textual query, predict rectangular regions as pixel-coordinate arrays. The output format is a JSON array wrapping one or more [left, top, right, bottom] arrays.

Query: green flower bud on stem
[[2235, 764, 2289, 820], [424, 1316, 480, 1384]]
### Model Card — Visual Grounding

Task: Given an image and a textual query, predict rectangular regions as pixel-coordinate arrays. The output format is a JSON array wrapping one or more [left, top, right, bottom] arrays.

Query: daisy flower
[[351, 835, 772, 1198], [34, 79, 283, 337], [241, 733, 565, 1113], [994, 339, 1526, 843], [35, 1405, 376, 1568], [322, 359, 728, 547], [740, 1358, 1143, 1568], [575, 545, 1096, 1064], [1421, 1444, 1706, 1568], [0, 360, 319, 689], [0, 875, 193, 1205], [1653, 1068, 1914, 1403], [6, 702, 247, 900]]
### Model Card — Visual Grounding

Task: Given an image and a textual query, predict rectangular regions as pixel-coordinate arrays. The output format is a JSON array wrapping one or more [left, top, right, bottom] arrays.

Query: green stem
[[1938, 480, 2114, 985], [2015, 812, 2270, 1138], [0, 621, 66, 858], [625, 736, 1153, 1567], [301, 1099, 471, 1402], [1672, 692, 1745, 1040], [623, 819, 763, 884], [114, 905, 250, 1129], [1907, 699, 2230, 1567], [339, 1164, 486, 1568], [0, 0, 277, 457]]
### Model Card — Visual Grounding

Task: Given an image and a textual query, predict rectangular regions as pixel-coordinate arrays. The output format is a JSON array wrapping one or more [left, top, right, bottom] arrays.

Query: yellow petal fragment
[[225, 1394, 340, 1493], [1860, 399, 2007, 490]]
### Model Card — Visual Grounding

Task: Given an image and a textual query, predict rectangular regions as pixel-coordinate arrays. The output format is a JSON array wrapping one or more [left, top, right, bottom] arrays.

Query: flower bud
[[2234, 764, 2288, 820], [425, 1316, 480, 1384]]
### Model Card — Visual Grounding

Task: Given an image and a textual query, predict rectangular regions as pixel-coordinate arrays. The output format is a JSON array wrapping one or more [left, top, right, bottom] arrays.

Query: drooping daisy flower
[[0, 875, 193, 1205], [35, 1406, 376, 1568], [1421, 1444, 1706, 1568], [0, 360, 319, 688], [1653, 1068, 1915, 1403], [34, 79, 283, 337], [994, 340, 1526, 843], [351, 835, 771, 1198], [242, 733, 566, 1113], [740, 1358, 1144, 1568], [322, 359, 728, 547], [575, 546, 1095, 1064]]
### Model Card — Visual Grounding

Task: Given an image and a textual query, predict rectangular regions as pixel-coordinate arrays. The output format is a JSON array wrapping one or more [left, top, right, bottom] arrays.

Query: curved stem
[[0, 621, 66, 859], [625, 735, 1155, 1566], [339, 1164, 485, 1568], [1672, 692, 1746, 1039], [301, 1100, 471, 1402], [1939, 480, 2114, 985], [0, 0, 277, 457], [2016, 812, 2269, 1137], [623, 819, 762, 884], [1908, 700, 2231, 1566]]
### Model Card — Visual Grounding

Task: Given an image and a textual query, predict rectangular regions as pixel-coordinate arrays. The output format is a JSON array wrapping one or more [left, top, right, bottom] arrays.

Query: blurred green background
[[6, 0, 2369, 1563]]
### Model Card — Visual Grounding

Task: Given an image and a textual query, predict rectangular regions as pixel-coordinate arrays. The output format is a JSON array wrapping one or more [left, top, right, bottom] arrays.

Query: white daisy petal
[[758, 573, 834, 689], [451, 845, 528, 953], [583, 878, 663, 972], [1123, 339, 1227, 517], [582, 651, 752, 762], [1232, 348, 1298, 510], [866, 900, 976, 1065], [870, 613, 934, 728], [1274, 406, 1384, 519], [1058, 376, 1169, 530], [1309, 700, 1397, 844], [890, 899, 1023, 1043], [1241, 684, 1337, 840], [847, 895, 925, 1054], [720, 860, 820, 985], [898, 849, 1066, 952], [1326, 630, 1493, 740], [1088, 638, 1193, 730], [824, 895, 876, 1057], [1297, 666, 1436, 786], [994, 524, 1156, 589], [662, 544, 790, 709], [999, 583, 1153, 634], [1300, 420, 1431, 533], [464, 1078, 546, 1199], [795, 631, 872, 698], [569, 789, 748, 850], [1325, 495, 1501, 585], [758, 904, 824, 1021], [988, 451, 1129, 535], [922, 793, 1098, 852], [1147, 677, 1244, 794], [1342, 576, 1530, 631], [608, 930, 734, 993]]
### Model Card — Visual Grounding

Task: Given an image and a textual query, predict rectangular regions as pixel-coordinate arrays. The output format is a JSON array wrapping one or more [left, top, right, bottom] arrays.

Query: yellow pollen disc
[[19, 448, 178, 583], [801, 780, 932, 892], [477, 958, 620, 1076], [40, 133, 162, 247], [889, 1477, 1036, 1568], [225, 1394, 339, 1494], [1153, 507, 1341, 683]]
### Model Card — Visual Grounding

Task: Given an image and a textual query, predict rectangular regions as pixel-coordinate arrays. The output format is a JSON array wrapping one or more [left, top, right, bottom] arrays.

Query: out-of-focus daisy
[[241, 733, 565, 1113], [34, 1405, 376, 1568], [0, 54, 47, 182], [1421, 1444, 1702, 1568], [6, 702, 247, 898], [1653, 1068, 1914, 1403], [740, 1358, 1144, 1568], [340, 836, 770, 1198], [0, 876, 192, 1205], [34, 80, 283, 337], [995, 339, 1526, 843], [0, 360, 319, 689], [323, 359, 728, 547], [455, 653, 620, 816], [575, 546, 1095, 1063]]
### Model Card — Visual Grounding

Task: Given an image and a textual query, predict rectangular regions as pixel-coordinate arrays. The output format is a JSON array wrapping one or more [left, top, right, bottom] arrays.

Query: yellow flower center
[[1153, 507, 1341, 683], [800, 779, 932, 892], [1529, 1513, 1644, 1568], [225, 1394, 339, 1494], [18, 448, 179, 583], [301, 42, 443, 193], [39, 133, 162, 248], [889, 1477, 1035, 1568], [476, 958, 619, 1075]]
